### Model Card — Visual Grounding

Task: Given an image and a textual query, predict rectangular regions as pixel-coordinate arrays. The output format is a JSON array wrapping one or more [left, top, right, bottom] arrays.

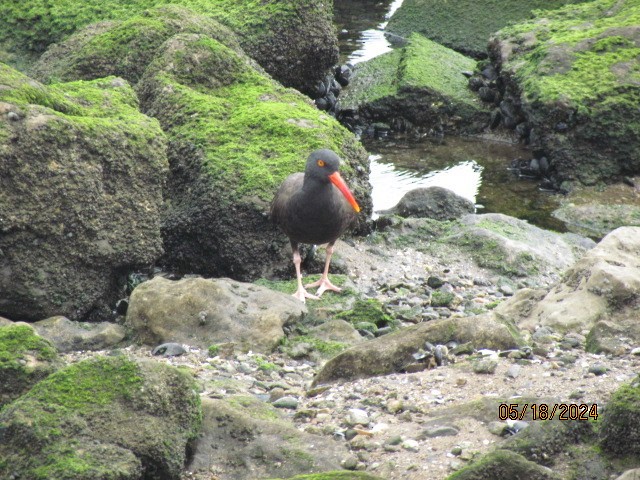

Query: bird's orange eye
[[317, 159, 325, 167]]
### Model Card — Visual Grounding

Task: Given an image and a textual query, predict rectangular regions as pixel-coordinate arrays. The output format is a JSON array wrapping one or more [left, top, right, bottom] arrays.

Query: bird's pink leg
[[306, 243, 342, 296], [292, 248, 319, 303]]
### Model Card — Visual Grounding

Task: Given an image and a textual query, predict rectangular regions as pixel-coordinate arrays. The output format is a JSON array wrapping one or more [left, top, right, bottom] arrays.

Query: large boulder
[[505, 226, 640, 355], [338, 33, 490, 136], [31, 316, 126, 353], [446, 449, 559, 480], [487, 0, 640, 186], [600, 376, 640, 456], [0, 64, 167, 321], [188, 397, 347, 479], [126, 276, 306, 353], [0, 323, 59, 406], [0, 1, 337, 94], [385, 0, 588, 58], [517, 227, 640, 342], [381, 186, 475, 220], [312, 314, 523, 386], [31, 5, 242, 86], [136, 33, 370, 280], [0, 355, 202, 480]]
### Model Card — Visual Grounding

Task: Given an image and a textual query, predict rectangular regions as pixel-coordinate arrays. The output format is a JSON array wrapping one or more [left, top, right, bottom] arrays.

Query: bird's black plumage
[[271, 149, 360, 302]]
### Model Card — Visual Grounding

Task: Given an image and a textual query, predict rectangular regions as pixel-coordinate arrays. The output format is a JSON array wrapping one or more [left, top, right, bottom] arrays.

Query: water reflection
[[365, 137, 567, 231], [335, 0, 405, 64]]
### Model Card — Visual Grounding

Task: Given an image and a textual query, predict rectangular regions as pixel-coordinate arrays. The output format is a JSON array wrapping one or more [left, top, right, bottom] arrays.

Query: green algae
[[342, 33, 479, 107], [269, 472, 385, 480], [386, 0, 589, 57], [0, 324, 57, 368], [497, 0, 640, 108], [141, 33, 359, 202], [0, 355, 202, 479]]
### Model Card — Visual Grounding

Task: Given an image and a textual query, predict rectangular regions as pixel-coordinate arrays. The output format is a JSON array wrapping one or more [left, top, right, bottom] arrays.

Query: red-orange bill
[[328, 171, 361, 213]]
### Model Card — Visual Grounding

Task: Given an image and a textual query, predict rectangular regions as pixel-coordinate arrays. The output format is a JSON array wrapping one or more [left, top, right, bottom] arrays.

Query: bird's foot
[[306, 276, 342, 297], [292, 286, 319, 303]]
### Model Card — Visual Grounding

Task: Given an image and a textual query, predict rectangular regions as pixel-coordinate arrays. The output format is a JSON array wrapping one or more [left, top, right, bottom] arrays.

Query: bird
[[271, 149, 361, 303]]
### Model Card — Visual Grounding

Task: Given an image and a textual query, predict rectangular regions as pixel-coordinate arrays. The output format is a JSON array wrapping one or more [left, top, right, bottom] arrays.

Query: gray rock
[[32, 316, 125, 353], [382, 186, 475, 220], [346, 408, 370, 426], [473, 358, 498, 374], [272, 396, 299, 409], [616, 469, 640, 480], [187, 396, 344, 478], [517, 227, 640, 340], [421, 425, 459, 438], [313, 314, 523, 385], [126, 276, 306, 353], [152, 342, 187, 357]]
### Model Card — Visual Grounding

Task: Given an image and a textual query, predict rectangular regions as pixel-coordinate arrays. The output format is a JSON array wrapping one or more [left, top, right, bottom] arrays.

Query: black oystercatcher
[[271, 149, 361, 303]]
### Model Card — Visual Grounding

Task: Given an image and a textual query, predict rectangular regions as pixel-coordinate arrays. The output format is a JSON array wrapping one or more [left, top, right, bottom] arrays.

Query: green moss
[[431, 291, 456, 308], [342, 33, 480, 107], [0, 325, 57, 368], [600, 376, 640, 455], [142, 33, 358, 202], [226, 394, 280, 421], [255, 275, 354, 308], [269, 472, 385, 480], [335, 298, 393, 327], [207, 344, 220, 357], [0, 0, 302, 60], [386, 0, 589, 57], [254, 355, 280, 372], [498, 0, 640, 108], [282, 335, 348, 358]]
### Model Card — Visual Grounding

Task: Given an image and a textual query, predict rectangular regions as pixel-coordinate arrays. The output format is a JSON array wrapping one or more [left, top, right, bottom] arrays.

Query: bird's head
[[305, 149, 360, 213]]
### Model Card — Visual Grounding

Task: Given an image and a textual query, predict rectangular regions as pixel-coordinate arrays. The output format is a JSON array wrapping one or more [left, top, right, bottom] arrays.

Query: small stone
[[421, 425, 459, 438], [386, 399, 404, 414], [341, 455, 359, 470], [386, 435, 403, 446], [631, 347, 640, 356], [402, 439, 420, 452], [344, 429, 358, 441], [505, 364, 521, 379], [499, 284, 514, 296], [151, 342, 186, 357], [487, 421, 508, 436], [7, 111, 19, 121], [450, 446, 463, 456], [473, 358, 498, 374], [589, 363, 609, 376], [272, 396, 299, 409], [289, 342, 312, 358], [427, 276, 445, 289], [346, 408, 369, 426]]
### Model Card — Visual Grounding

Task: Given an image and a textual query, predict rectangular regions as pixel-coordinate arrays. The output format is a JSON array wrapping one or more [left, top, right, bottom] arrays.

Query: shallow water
[[334, 0, 404, 64], [365, 137, 567, 232], [334, 1, 567, 232]]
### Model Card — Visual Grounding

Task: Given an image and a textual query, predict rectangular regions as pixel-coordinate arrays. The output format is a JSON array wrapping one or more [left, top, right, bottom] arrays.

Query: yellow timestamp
[[498, 403, 598, 421]]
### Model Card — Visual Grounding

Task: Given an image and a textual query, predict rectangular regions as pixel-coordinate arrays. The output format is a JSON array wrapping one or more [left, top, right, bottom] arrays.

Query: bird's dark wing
[[270, 172, 304, 226]]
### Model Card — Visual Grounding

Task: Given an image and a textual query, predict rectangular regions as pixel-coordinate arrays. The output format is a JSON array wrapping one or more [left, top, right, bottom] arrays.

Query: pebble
[[421, 425, 459, 438], [402, 439, 420, 452], [505, 364, 522, 379], [346, 408, 370, 426], [589, 363, 609, 376], [151, 343, 186, 357], [272, 396, 299, 409], [473, 358, 498, 374]]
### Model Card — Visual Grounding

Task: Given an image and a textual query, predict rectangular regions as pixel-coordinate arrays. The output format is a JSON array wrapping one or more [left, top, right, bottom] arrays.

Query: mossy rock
[[0, 324, 59, 406], [337, 32, 490, 136], [335, 298, 394, 329], [312, 313, 523, 386], [0, 0, 337, 94], [0, 64, 167, 321], [0, 355, 202, 480], [489, 0, 640, 185], [269, 472, 385, 480], [187, 397, 346, 478], [446, 449, 560, 479], [503, 418, 595, 466], [600, 376, 640, 455], [386, 0, 589, 58], [31, 5, 242, 86], [136, 33, 370, 280]]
